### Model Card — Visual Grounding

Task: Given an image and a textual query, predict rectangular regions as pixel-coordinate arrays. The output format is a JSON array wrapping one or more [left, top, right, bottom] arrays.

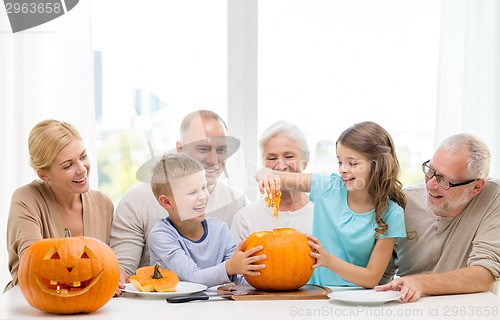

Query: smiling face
[[424, 147, 478, 217], [336, 142, 372, 193], [263, 133, 308, 173], [37, 139, 90, 196], [177, 118, 228, 189], [168, 170, 210, 221], [18, 235, 119, 314], [36, 239, 104, 296]]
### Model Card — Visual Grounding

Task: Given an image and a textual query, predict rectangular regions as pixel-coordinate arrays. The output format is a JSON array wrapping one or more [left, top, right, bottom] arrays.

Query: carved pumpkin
[[129, 263, 179, 292], [243, 228, 314, 291], [18, 229, 120, 314]]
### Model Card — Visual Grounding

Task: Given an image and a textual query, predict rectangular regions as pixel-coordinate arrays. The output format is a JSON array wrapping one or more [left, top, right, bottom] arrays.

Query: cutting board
[[217, 284, 332, 300]]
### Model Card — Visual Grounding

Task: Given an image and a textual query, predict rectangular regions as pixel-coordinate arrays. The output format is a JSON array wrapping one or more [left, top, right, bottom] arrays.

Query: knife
[[166, 292, 244, 303]]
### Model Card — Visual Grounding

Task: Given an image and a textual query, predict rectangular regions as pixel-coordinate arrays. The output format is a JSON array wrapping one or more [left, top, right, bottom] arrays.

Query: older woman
[[230, 121, 314, 241], [5, 119, 113, 291]]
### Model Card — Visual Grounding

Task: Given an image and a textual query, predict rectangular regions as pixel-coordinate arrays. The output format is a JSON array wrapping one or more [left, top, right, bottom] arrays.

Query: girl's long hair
[[337, 121, 406, 237]]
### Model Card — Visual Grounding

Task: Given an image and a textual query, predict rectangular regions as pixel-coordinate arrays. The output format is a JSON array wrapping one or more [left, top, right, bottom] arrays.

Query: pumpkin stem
[[151, 263, 163, 279], [64, 228, 72, 237]]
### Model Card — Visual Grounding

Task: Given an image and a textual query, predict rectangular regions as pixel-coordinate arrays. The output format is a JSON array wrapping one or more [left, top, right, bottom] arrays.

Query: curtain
[[0, 2, 95, 288], [436, 0, 500, 177]]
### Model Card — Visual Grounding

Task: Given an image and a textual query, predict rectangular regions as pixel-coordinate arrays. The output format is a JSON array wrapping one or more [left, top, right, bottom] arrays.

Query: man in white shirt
[[110, 110, 250, 294], [231, 121, 313, 242]]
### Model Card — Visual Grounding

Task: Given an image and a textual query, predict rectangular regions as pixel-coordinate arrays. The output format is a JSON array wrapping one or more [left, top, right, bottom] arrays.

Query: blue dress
[[309, 173, 406, 286]]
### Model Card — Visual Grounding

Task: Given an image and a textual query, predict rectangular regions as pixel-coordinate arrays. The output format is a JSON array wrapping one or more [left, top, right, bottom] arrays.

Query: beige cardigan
[[5, 180, 114, 291]]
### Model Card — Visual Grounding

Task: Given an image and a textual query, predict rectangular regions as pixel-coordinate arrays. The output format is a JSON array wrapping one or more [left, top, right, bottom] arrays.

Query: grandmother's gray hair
[[439, 133, 490, 180], [258, 121, 310, 162]]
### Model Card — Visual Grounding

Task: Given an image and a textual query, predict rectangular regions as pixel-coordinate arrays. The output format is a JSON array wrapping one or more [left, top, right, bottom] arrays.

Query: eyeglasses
[[422, 160, 477, 190]]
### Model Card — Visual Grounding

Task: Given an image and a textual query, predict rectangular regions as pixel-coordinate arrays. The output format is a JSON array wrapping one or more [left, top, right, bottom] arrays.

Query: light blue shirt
[[148, 217, 245, 287], [309, 173, 406, 286]]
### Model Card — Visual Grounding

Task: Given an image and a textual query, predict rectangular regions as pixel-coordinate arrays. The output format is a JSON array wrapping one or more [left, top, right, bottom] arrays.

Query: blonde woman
[[5, 119, 113, 291]]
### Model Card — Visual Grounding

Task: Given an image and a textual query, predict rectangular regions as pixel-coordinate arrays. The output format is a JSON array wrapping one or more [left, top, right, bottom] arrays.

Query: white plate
[[123, 282, 207, 299], [328, 289, 401, 305], [329, 286, 364, 292]]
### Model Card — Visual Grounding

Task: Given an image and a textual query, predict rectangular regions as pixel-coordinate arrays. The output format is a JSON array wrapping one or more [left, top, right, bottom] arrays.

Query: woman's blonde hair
[[28, 119, 82, 170], [337, 121, 406, 238], [151, 153, 204, 199]]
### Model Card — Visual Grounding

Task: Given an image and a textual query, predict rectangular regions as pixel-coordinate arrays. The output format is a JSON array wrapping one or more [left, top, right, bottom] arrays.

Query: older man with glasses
[[376, 133, 500, 302]]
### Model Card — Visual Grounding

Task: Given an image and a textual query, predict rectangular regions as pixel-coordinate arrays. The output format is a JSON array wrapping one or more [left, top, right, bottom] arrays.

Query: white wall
[[0, 3, 95, 290]]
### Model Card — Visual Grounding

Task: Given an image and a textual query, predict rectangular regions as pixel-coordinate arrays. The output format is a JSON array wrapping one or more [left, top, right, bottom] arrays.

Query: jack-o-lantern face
[[37, 242, 104, 296], [18, 229, 119, 314]]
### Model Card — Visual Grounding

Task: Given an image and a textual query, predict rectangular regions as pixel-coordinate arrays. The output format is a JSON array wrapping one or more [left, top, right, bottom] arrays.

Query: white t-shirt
[[230, 198, 314, 242]]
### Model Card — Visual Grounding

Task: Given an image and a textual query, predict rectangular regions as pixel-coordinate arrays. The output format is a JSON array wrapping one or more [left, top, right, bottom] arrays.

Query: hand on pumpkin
[[306, 234, 333, 269], [255, 168, 281, 195], [226, 240, 266, 277]]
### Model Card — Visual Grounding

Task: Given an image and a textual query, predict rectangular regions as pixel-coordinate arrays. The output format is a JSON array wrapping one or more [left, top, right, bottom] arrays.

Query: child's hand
[[114, 269, 128, 297], [306, 234, 332, 269], [226, 240, 267, 276], [255, 168, 281, 195]]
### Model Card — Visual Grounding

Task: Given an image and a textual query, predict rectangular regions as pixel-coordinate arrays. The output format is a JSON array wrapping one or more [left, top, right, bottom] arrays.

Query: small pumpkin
[[18, 228, 120, 314], [243, 228, 315, 291], [129, 263, 179, 292]]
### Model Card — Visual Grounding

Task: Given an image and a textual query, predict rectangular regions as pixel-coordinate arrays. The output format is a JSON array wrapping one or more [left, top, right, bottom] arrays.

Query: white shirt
[[230, 198, 314, 242]]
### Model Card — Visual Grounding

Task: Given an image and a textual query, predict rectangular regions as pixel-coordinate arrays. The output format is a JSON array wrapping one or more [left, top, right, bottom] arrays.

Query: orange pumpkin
[[18, 229, 120, 314], [129, 263, 179, 292], [243, 228, 314, 291]]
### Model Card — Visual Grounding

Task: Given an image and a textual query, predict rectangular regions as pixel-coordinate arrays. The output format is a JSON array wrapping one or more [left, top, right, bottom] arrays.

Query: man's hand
[[375, 276, 422, 302]]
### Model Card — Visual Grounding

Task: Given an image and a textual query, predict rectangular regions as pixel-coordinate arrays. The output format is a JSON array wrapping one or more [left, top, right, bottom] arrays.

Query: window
[[258, 0, 441, 186], [91, 0, 226, 202], [91, 0, 441, 203]]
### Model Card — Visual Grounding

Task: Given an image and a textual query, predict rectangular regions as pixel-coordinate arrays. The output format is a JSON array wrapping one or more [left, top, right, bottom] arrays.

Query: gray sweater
[[109, 181, 249, 277], [149, 217, 244, 287]]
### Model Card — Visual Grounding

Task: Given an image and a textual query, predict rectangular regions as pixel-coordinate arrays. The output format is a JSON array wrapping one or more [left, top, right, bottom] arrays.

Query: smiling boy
[[147, 153, 265, 288]]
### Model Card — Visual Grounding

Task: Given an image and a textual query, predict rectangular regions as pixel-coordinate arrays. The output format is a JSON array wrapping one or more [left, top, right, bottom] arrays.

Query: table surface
[[2, 285, 499, 320]]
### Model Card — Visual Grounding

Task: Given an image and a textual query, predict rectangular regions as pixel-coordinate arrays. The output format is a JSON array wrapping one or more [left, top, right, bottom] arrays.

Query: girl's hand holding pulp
[[255, 168, 281, 195]]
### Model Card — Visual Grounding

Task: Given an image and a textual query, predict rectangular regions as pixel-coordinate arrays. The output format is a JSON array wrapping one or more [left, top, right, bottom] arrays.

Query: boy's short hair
[[151, 153, 204, 199]]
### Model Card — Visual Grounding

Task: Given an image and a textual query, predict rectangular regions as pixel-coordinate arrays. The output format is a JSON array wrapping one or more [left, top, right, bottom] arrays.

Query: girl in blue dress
[[256, 121, 406, 288]]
